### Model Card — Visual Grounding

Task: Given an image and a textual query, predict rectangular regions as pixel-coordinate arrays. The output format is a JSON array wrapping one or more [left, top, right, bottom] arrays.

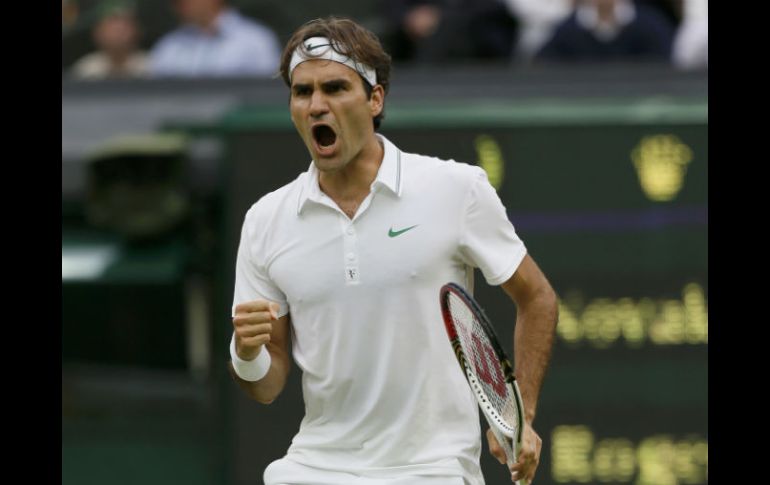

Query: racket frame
[[440, 282, 527, 483]]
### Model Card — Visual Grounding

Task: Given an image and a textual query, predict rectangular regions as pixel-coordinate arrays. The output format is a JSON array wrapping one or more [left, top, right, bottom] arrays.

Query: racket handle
[[504, 460, 528, 485], [505, 437, 529, 485], [495, 429, 529, 485]]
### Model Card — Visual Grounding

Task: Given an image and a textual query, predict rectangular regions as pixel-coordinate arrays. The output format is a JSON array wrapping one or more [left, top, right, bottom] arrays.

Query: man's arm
[[500, 253, 559, 423], [486, 253, 558, 483], [227, 301, 292, 404]]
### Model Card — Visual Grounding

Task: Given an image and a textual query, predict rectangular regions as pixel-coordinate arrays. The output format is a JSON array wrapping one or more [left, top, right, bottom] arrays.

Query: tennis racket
[[440, 282, 528, 485]]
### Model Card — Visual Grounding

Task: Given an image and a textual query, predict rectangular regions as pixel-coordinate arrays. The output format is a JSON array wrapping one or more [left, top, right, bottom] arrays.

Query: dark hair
[[280, 17, 392, 129]]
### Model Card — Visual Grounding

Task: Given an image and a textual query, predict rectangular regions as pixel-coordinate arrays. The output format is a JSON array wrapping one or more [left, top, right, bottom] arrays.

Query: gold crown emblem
[[475, 135, 504, 190], [631, 135, 693, 202]]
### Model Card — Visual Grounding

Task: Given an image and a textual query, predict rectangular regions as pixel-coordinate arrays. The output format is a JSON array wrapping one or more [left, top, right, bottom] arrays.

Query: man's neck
[[319, 135, 384, 203]]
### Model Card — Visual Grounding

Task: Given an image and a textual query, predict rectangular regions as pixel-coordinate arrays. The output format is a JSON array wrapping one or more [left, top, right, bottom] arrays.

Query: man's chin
[[312, 156, 344, 173]]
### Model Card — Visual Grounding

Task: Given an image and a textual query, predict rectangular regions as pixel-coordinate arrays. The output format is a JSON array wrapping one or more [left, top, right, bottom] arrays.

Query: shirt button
[[346, 227, 355, 235], [347, 252, 356, 261]]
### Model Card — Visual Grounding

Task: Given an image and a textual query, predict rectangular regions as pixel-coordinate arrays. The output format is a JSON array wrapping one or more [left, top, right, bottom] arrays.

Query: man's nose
[[309, 91, 329, 117]]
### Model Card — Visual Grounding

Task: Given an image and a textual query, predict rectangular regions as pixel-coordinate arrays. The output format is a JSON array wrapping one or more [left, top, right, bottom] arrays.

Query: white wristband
[[230, 333, 271, 382]]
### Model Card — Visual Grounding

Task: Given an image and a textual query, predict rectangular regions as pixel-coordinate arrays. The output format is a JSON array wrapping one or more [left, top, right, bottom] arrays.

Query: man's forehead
[[290, 59, 360, 85]]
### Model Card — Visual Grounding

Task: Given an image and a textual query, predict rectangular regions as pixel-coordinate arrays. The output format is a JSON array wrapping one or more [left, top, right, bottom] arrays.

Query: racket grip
[[492, 427, 528, 485], [504, 441, 529, 485], [505, 461, 528, 485], [503, 445, 529, 485]]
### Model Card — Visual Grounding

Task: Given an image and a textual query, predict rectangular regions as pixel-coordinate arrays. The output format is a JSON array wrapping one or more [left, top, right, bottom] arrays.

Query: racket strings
[[447, 293, 516, 425]]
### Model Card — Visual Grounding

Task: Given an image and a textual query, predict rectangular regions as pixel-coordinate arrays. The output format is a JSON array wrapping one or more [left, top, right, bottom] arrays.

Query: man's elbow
[[240, 380, 283, 405], [543, 284, 558, 307], [537, 284, 559, 327]]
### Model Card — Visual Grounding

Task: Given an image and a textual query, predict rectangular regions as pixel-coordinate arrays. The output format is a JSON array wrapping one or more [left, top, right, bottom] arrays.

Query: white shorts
[[264, 457, 468, 485]]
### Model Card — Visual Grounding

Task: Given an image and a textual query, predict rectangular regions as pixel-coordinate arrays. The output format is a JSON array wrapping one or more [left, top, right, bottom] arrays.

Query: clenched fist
[[232, 300, 280, 361]]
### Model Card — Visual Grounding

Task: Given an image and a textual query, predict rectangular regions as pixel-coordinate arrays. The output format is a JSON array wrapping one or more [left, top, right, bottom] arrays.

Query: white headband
[[289, 36, 377, 87]]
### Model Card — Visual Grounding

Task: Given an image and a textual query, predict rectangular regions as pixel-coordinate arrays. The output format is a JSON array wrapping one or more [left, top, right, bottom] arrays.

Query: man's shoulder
[[244, 172, 306, 221], [400, 149, 485, 186]]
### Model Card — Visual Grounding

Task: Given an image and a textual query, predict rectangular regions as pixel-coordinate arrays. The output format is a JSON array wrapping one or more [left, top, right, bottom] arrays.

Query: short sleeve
[[458, 167, 527, 286], [232, 211, 289, 317]]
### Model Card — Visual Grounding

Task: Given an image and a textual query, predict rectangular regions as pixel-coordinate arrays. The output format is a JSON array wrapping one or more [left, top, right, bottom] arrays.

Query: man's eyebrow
[[291, 78, 350, 92], [321, 79, 350, 88]]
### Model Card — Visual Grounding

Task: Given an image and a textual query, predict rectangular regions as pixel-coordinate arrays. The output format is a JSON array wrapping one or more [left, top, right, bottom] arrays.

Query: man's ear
[[370, 84, 385, 118]]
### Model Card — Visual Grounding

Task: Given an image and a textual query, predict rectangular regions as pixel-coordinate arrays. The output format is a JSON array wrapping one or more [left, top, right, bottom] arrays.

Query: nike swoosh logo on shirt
[[388, 225, 419, 238]]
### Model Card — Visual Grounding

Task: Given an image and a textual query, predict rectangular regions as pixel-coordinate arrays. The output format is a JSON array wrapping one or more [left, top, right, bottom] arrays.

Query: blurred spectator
[[672, 0, 706, 69], [535, 0, 675, 63], [637, 0, 681, 27], [383, 0, 517, 63], [62, 0, 80, 32], [502, 0, 572, 62], [149, 0, 281, 77], [69, 1, 148, 80]]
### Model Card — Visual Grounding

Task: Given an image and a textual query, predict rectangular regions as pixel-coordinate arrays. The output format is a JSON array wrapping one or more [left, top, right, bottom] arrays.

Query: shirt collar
[[296, 134, 403, 215]]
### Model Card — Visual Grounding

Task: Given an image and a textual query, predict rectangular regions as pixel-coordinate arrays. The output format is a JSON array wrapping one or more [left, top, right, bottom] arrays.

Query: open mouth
[[312, 124, 337, 148]]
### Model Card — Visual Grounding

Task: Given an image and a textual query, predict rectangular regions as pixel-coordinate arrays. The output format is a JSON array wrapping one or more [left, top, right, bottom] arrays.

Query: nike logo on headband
[[306, 42, 330, 51], [289, 36, 377, 86]]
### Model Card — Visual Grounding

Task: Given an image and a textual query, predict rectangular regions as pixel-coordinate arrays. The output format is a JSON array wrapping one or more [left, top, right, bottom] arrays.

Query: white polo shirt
[[233, 134, 527, 484]]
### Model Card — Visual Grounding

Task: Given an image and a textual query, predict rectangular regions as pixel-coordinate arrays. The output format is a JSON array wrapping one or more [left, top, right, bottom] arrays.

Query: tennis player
[[229, 17, 558, 485]]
